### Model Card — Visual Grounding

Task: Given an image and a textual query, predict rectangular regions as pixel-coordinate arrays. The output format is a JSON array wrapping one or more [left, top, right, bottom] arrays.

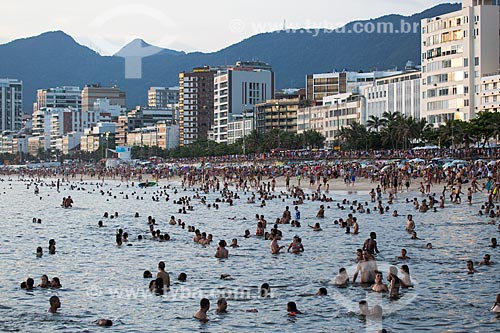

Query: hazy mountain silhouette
[[0, 3, 460, 112]]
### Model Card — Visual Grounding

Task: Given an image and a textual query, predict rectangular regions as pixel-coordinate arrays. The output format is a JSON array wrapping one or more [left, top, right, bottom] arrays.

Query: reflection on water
[[0, 177, 498, 332]]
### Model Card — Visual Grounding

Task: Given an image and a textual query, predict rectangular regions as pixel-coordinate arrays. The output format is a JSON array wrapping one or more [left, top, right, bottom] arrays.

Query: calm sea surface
[[0, 176, 499, 332]]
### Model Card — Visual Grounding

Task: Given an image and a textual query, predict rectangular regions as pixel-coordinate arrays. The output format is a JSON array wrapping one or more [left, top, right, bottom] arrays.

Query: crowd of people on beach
[[8, 154, 500, 330]]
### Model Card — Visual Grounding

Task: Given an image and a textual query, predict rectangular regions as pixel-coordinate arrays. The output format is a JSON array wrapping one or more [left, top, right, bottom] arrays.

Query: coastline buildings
[[360, 64, 422, 124], [178, 66, 216, 146], [212, 61, 274, 144], [148, 87, 179, 108], [420, 0, 500, 126], [481, 72, 500, 112], [255, 89, 306, 134], [81, 84, 126, 113], [35, 86, 81, 113], [297, 93, 362, 147], [0, 79, 22, 132], [306, 70, 401, 105]]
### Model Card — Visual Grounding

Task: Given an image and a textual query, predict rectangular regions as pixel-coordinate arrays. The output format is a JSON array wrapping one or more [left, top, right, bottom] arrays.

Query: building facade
[[35, 86, 81, 112], [213, 62, 274, 144], [421, 0, 500, 126], [178, 67, 216, 146], [481, 72, 500, 112], [0, 79, 22, 132], [148, 86, 179, 108], [297, 93, 362, 147], [306, 71, 401, 105], [255, 97, 303, 134], [81, 84, 126, 113], [360, 67, 421, 124]]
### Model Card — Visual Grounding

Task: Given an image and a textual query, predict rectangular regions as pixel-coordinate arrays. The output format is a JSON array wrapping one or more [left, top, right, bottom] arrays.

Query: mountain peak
[[114, 38, 184, 57]]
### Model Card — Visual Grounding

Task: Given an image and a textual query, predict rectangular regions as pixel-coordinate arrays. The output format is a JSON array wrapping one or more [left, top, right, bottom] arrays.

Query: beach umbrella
[[409, 158, 425, 163], [381, 165, 391, 172]]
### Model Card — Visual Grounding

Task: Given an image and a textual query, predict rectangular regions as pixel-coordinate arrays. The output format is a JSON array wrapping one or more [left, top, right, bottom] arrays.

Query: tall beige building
[[421, 0, 500, 126], [81, 84, 126, 113]]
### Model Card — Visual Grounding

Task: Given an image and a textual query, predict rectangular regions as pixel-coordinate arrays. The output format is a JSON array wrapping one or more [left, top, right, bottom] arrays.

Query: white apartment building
[[213, 62, 274, 144], [360, 67, 421, 124], [0, 79, 22, 132], [306, 70, 401, 105], [481, 73, 500, 112], [32, 107, 84, 152], [227, 112, 255, 145], [421, 0, 500, 126], [297, 93, 361, 147]]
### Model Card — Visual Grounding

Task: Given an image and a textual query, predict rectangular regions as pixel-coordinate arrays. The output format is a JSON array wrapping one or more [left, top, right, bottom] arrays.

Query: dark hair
[[200, 298, 210, 308], [26, 278, 34, 288], [339, 267, 346, 273], [155, 277, 164, 294], [49, 296, 60, 305], [260, 283, 271, 297], [287, 301, 298, 312], [318, 287, 328, 295], [143, 270, 152, 278], [158, 261, 165, 270], [178, 273, 187, 281]]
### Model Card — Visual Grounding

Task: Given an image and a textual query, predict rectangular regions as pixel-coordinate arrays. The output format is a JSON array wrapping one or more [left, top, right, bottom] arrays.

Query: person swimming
[[287, 301, 302, 316], [194, 298, 210, 323]]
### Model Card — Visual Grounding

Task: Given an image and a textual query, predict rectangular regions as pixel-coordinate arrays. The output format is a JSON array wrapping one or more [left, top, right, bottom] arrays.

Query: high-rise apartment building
[[148, 87, 179, 108], [178, 66, 216, 146], [306, 71, 401, 105], [360, 64, 421, 124], [421, 0, 500, 126], [212, 61, 274, 144], [81, 84, 126, 113], [481, 73, 500, 112], [0, 79, 22, 132], [35, 86, 81, 113]]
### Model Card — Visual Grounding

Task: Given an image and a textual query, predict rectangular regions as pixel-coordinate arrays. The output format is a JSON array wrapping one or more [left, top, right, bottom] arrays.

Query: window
[[464, 71, 469, 79], [474, 57, 479, 66], [464, 58, 468, 67], [494, 82, 498, 89], [464, 86, 469, 94], [464, 99, 470, 107]]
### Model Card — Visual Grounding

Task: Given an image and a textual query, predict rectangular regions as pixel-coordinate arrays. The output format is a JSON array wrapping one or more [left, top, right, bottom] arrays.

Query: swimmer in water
[[398, 248, 410, 260], [96, 319, 113, 326], [333, 267, 349, 287], [490, 294, 500, 313], [287, 301, 302, 316], [157, 261, 171, 289], [215, 240, 229, 258], [371, 272, 388, 292], [194, 298, 210, 323], [466, 260, 478, 274], [216, 297, 228, 314], [480, 254, 493, 266], [48, 296, 61, 313]]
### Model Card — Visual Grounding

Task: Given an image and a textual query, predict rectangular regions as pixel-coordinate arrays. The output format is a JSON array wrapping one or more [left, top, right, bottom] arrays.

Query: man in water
[[466, 260, 478, 274], [215, 240, 229, 258], [363, 232, 380, 255], [194, 298, 210, 323], [157, 261, 170, 289], [216, 298, 228, 314], [352, 250, 378, 285], [48, 296, 61, 313]]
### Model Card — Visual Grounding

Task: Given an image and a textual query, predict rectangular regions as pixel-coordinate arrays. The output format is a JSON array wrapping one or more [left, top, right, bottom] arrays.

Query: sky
[[0, 0, 450, 55]]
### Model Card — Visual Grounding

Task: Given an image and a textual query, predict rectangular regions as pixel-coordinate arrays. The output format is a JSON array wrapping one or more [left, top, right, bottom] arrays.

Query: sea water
[[0, 177, 499, 332]]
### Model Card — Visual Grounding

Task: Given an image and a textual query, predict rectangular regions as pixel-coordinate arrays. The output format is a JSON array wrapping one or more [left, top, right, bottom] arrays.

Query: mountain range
[[0, 3, 461, 112]]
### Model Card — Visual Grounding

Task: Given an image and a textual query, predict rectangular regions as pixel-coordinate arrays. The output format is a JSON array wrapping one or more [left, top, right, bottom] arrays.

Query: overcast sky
[[0, 0, 450, 55]]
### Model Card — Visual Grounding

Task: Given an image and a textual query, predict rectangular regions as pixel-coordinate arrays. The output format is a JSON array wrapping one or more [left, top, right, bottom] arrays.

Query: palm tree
[[366, 115, 384, 132]]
